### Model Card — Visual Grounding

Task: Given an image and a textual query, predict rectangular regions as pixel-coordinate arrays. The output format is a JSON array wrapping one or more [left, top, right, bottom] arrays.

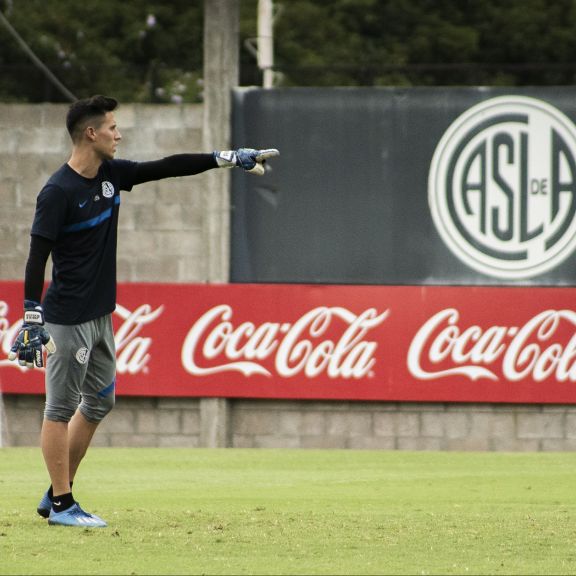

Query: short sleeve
[[30, 184, 69, 241], [111, 159, 138, 191]]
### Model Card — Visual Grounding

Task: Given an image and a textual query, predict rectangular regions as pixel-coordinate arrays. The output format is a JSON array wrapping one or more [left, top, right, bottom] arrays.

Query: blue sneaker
[[37, 490, 51, 518], [48, 503, 107, 528]]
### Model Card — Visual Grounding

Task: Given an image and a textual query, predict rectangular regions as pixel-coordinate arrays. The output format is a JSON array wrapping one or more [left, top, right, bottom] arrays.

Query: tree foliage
[[0, 0, 204, 102], [2, 0, 576, 103], [272, 0, 576, 87]]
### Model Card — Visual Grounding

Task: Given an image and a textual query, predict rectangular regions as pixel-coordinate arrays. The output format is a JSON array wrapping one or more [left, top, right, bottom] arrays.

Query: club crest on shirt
[[102, 181, 114, 198]]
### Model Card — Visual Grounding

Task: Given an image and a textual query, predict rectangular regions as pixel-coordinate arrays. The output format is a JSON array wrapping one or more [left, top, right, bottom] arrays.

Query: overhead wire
[[0, 9, 77, 102]]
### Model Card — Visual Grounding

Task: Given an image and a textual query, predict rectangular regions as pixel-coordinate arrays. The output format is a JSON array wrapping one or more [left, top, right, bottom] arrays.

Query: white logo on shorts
[[102, 181, 114, 198], [76, 347, 90, 365]]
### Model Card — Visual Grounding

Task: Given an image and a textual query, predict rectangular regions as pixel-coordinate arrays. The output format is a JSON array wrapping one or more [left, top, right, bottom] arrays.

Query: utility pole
[[258, 0, 274, 89], [201, 0, 240, 448], [202, 0, 239, 283]]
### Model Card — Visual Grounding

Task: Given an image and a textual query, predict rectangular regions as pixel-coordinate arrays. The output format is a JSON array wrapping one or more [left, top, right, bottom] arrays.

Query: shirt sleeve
[[132, 154, 218, 185], [110, 159, 139, 191], [24, 235, 54, 304], [30, 184, 69, 241]]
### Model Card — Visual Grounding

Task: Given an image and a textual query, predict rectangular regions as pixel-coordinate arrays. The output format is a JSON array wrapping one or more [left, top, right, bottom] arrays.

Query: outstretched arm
[[132, 148, 280, 185], [133, 154, 217, 185]]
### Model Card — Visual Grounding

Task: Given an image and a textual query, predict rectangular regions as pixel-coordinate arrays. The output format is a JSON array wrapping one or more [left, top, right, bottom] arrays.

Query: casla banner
[[231, 88, 576, 286], [1, 281, 576, 403]]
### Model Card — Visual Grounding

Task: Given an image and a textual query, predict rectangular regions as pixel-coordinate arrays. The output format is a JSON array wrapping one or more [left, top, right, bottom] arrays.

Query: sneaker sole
[[48, 520, 107, 528]]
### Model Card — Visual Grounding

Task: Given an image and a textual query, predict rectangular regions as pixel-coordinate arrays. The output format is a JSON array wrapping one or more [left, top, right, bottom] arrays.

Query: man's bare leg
[[68, 410, 99, 482], [40, 420, 70, 496], [40, 410, 99, 495], [40, 412, 107, 527]]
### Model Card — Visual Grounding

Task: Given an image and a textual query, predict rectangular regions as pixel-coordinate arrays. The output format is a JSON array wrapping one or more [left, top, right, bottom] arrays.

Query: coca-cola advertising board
[[1, 281, 575, 404]]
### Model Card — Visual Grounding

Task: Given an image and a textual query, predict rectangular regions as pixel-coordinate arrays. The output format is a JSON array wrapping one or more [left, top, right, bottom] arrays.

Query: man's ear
[[86, 126, 97, 141]]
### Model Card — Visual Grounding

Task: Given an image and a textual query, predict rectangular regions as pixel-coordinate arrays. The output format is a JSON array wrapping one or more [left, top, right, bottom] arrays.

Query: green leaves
[[273, 0, 576, 87], [0, 0, 204, 102], [2, 0, 576, 101]]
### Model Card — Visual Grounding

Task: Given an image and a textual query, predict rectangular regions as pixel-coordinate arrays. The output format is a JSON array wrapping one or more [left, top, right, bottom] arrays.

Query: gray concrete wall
[[1, 102, 575, 451], [3, 395, 576, 451], [0, 103, 210, 284]]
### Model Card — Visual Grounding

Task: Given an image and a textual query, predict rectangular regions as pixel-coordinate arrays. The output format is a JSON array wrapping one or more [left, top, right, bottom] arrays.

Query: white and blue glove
[[214, 148, 279, 176], [8, 300, 57, 368]]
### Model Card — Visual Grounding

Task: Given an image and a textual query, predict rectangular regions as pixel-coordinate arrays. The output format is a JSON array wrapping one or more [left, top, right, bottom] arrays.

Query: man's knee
[[80, 380, 116, 423], [44, 402, 78, 423]]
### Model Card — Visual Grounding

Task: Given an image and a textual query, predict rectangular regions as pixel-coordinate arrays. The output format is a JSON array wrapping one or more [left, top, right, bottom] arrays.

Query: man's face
[[92, 111, 122, 160]]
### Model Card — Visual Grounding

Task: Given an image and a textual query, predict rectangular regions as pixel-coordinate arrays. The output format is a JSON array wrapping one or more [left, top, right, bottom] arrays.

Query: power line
[[0, 10, 76, 102]]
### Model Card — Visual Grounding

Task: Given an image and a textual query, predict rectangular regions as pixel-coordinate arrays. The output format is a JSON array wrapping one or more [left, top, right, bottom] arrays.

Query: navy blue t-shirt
[[31, 159, 137, 324]]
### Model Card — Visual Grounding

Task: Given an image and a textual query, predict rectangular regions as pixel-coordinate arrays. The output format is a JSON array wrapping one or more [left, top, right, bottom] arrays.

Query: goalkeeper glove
[[214, 148, 279, 176], [8, 300, 57, 368]]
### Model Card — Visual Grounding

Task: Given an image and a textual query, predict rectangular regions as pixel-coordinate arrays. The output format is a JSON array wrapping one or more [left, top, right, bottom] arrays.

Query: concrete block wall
[[229, 401, 576, 451], [0, 103, 210, 285], [3, 394, 576, 451], [1, 102, 574, 451]]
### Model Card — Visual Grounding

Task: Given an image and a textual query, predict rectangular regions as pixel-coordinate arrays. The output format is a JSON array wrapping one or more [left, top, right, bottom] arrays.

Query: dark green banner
[[231, 87, 576, 286]]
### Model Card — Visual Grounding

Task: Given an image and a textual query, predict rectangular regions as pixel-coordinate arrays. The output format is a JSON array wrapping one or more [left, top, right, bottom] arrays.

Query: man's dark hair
[[66, 95, 118, 142]]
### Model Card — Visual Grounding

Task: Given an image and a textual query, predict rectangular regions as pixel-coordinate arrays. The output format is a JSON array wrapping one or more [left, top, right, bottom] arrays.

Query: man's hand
[[214, 148, 280, 176], [8, 300, 56, 368]]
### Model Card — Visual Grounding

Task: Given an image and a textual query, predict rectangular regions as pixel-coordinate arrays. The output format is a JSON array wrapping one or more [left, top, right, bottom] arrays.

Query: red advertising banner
[[0, 281, 575, 403]]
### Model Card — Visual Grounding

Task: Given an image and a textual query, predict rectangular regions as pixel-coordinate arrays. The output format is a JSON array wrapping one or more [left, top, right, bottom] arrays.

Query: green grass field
[[1, 448, 576, 575]]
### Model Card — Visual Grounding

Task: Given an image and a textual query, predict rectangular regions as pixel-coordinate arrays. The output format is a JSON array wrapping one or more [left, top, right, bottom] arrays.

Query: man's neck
[[67, 147, 103, 179]]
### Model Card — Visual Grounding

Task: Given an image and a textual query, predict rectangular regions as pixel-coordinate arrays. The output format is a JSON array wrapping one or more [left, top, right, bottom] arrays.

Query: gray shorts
[[44, 314, 116, 423]]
